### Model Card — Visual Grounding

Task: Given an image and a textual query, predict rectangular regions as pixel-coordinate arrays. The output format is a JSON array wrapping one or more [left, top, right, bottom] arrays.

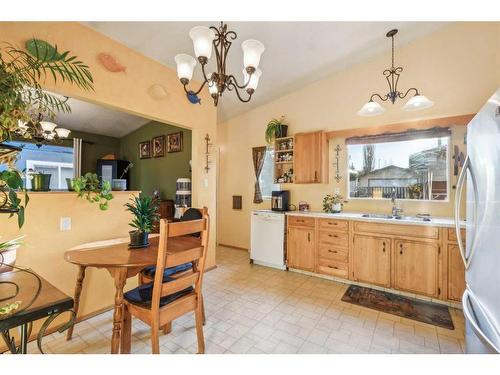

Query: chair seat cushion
[[124, 280, 193, 308], [141, 262, 193, 281]]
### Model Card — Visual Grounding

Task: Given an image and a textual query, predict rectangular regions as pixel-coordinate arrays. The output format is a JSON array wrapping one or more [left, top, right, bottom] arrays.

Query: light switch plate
[[60, 217, 71, 231]]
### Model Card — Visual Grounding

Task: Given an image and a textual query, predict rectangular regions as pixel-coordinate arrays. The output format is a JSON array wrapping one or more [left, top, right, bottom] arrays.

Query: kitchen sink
[[361, 214, 395, 219], [361, 213, 432, 222]]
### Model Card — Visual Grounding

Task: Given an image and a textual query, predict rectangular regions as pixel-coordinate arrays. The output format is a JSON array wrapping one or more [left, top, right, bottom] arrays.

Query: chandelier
[[16, 114, 71, 147], [174, 22, 265, 106], [358, 29, 434, 116]]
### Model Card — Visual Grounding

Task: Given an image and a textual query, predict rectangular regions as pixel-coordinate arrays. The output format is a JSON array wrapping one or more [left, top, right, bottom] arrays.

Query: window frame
[[346, 135, 451, 203], [26, 159, 74, 190]]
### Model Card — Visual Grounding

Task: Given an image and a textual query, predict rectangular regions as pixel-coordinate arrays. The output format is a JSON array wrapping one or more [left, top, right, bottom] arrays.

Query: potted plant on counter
[[265, 116, 289, 144], [125, 194, 160, 249], [323, 193, 345, 214]]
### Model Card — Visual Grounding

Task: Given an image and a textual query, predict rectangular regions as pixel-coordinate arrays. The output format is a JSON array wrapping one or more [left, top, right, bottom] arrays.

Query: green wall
[[119, 121, 191, 200], [71, 130, 121, 174]]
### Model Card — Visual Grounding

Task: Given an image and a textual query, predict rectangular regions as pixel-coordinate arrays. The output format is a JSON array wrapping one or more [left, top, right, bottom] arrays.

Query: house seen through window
[[347, 129, 450, 201], [1, 141, 74, 190]]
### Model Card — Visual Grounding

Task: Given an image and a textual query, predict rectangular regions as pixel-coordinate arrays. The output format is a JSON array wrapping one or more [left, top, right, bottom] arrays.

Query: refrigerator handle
[[454, 155, 479, 269], [463, 289, 500, 353]]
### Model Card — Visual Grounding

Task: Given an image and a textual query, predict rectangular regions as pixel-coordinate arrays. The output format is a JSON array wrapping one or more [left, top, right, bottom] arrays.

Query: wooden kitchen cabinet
[[447, 244, 466, 301], [294, 131, 328, 184], [353, 235, 391, 287], [287, 227, 315, 271], [394, 240, 440, 298]]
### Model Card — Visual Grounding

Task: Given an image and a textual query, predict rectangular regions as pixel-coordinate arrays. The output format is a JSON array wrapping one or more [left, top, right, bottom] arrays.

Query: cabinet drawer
[[318, 245, 348, 262], [448, 228, 465, 243], [354, 221, 439, 240], [318, 218, 348, 232], [288, 216, 315, 227], [318, 231, 349, 248], [317, 259, 348, 278]]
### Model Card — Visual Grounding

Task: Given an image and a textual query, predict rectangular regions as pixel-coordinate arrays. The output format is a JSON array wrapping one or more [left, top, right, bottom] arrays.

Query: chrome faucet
[[391, 189, 403, 217]]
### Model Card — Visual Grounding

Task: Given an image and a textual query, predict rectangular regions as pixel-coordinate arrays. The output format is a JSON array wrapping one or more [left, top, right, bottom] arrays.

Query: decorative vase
[[129, 230, 149, 249], [0, 246, 17, 273], [111, 179, 127, 191], [66, 178, 75, 191], [32, 174, 51, 191], [332, 203, 342, 213]]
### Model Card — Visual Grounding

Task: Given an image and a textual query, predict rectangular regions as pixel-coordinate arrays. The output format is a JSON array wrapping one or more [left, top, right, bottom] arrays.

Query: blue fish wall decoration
[[187, 91, 201, 105]]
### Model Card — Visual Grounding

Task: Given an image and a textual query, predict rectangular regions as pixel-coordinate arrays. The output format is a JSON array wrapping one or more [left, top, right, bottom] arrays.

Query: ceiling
[[86, 22, 447, 123], [54, 96, 149, 138]]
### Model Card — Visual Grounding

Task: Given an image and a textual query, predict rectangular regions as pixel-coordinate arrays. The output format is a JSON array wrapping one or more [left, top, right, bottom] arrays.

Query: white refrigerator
[[455, 88, 500, 353]]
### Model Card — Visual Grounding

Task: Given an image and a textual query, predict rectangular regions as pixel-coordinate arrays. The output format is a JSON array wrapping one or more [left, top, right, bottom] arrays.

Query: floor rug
[[341, 285, 454, 330]]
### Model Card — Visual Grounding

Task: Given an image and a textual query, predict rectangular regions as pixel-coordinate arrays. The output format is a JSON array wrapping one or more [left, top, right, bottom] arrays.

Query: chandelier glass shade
[[175, 22, 265, 106], [358, 29, 434, 116]]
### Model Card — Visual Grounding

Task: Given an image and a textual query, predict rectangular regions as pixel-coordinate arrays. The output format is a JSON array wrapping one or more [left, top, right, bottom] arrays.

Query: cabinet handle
[[399, 244, 403, 255], [314, 171, 318, 182], [328, 265, 339, 270], [382, 241, 386, 252], [328, 250, 338, 253], [307, 232, 311, 242], [328, 234, 338, 238], [328, 222, 338, 226]]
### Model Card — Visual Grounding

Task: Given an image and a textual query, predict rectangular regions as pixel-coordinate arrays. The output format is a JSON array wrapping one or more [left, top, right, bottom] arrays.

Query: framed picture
[[152, 135, 166, 158], [139, 140, 151, 159], [167, 131, 183, 153]]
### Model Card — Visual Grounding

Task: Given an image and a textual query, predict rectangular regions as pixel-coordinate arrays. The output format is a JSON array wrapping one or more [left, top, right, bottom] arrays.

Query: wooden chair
[[121, 208, 209, 354], [138, 208, 206, 330]]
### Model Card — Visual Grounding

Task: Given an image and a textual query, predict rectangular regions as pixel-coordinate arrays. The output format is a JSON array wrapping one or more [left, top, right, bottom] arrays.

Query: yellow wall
[[217, 22, 500, 249], [0, 21, 217, 343]]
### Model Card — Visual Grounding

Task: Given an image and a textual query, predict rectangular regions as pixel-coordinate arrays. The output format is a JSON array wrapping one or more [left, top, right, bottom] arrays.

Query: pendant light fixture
[[175, 22, 265, 106], [358, 29, 434, 116]]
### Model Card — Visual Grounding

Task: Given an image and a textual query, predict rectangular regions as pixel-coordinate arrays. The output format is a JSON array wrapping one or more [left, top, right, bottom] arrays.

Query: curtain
[[252, 146, 267, 204], [346, 127, 452, 145], [73, 138, 82, 178]]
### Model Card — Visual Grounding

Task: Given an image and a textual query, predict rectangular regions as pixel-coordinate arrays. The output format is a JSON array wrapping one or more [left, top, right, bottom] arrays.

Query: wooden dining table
[[64, 234, 201, 354]]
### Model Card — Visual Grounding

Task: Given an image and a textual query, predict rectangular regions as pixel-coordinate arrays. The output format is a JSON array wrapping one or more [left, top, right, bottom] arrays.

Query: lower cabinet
[[287, 227, 315, 272], [447, 244, 466, 301], [353, 235, 391, 288], [394, 240, 440, 298]]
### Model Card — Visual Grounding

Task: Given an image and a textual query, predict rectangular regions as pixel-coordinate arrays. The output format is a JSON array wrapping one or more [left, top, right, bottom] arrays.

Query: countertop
[[284, 210, 465, 228]]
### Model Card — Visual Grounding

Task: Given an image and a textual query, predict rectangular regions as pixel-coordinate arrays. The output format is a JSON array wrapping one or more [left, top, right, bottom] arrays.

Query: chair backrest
[[150, 207, 209, 311]]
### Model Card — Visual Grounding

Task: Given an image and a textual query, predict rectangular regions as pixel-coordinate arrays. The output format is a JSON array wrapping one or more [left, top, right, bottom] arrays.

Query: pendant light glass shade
[[402, 94, 434, 111], [54, 128, 71, 138], [357, 101, 386, 116], [189, 26, 215, 59], [241, 39, 265, 69], [243, 68, 262, 91], [40, 121, 57, 132], [174, 54, 197, 81]]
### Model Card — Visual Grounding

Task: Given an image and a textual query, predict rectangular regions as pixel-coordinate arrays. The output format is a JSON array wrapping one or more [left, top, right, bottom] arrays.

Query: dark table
[[0, 269, 73, 354]]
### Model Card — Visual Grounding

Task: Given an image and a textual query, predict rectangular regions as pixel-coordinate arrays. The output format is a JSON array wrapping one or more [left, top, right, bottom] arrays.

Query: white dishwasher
[[250, 210, 286, 270]]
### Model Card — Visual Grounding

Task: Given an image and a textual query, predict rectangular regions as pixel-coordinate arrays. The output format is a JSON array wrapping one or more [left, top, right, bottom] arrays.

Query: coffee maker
[[271, 190, 290, 211]]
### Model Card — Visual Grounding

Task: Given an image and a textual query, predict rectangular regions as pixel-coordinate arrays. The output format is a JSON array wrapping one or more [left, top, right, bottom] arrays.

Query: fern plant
[[125, 194, 160, 233], [265, 116, 288, 144]]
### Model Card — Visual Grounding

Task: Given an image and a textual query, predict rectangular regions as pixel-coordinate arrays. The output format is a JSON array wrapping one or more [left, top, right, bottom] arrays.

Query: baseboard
[[217, 243, 248, 251]]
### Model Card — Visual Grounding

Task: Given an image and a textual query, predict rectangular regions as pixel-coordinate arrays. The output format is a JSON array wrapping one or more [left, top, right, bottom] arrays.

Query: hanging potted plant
[[125, 194, 160, 249], [265, 116, 288, 144], [72, 172, 113, 210], [0, 38, 94, 227]]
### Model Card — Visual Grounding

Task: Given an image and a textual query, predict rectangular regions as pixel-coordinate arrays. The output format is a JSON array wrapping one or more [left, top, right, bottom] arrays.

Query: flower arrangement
[[323, 193, 344, 213]]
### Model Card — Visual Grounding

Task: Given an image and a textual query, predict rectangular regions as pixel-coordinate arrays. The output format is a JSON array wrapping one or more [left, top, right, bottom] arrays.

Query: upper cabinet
[[294, 131, 328, 184]]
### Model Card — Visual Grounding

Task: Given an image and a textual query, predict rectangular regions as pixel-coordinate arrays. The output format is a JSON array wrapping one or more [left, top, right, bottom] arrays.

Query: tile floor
[[30, 246, 465, 354]]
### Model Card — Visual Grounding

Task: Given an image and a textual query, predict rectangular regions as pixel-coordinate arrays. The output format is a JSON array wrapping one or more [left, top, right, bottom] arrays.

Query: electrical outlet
[[60, 217, 71, 231]]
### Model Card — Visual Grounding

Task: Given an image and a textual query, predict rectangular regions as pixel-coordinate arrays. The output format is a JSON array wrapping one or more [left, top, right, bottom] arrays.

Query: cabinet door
[[294, 131, 328, 183], [353, 235, 391, 287], [394, 240, 439, 297], [287, 227, 315, 271], [448, 244, 466, 301]]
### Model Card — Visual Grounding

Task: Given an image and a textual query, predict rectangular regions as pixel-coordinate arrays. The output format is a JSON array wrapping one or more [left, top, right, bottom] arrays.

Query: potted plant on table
[[265, 116, 289, 144], [125, 194, 160, 249]]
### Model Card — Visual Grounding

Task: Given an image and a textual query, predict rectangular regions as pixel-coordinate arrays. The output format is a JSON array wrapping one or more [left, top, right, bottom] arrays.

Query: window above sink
[[347, 128, 451, 202]]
